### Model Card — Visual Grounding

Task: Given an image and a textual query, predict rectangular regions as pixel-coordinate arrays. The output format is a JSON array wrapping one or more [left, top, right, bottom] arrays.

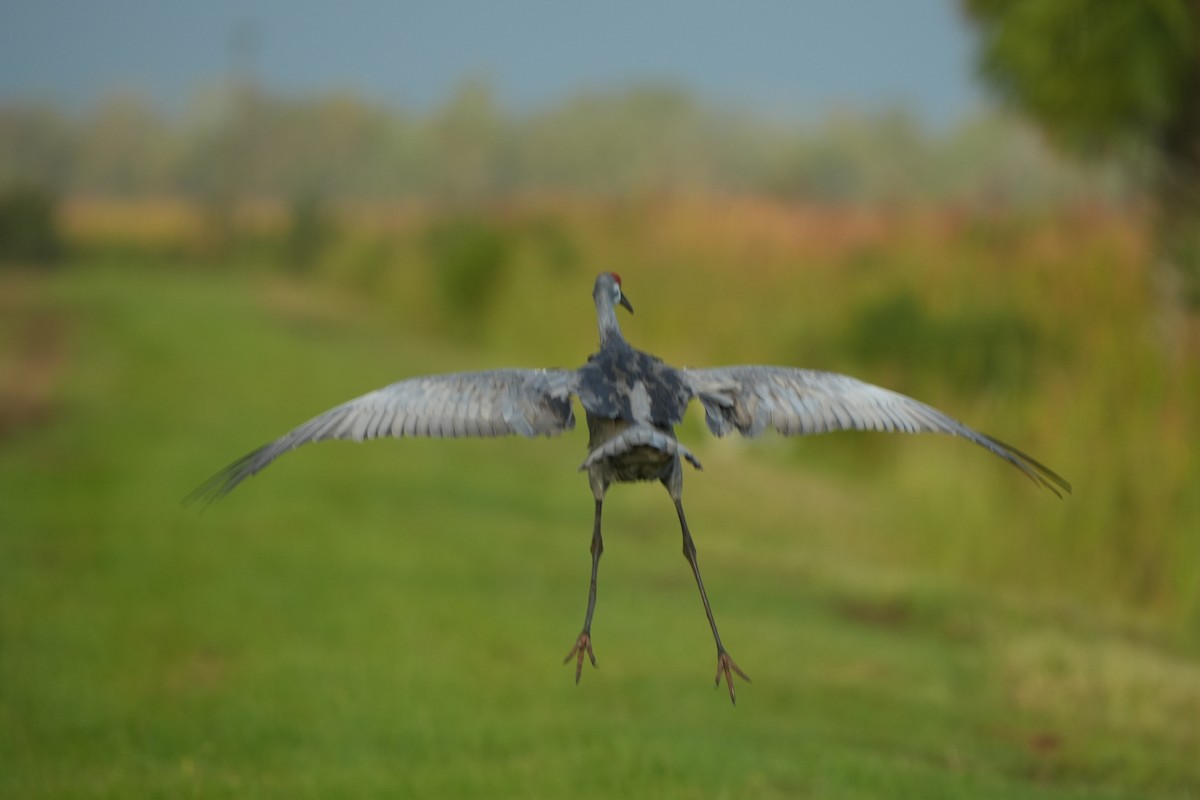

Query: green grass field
[[3, 207, 1199, 797]]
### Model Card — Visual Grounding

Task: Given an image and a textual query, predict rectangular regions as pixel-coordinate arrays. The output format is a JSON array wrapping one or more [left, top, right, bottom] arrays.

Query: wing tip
[[983, 433, 1071, 498], [182, 445, 270, 509]]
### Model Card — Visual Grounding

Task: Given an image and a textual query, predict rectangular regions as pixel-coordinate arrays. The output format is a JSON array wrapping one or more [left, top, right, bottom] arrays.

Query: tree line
[[0, 80, 1121, 208]]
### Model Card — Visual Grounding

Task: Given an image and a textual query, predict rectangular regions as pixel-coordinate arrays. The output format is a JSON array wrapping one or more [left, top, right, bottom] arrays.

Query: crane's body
[[193, 273, 1069, 703]]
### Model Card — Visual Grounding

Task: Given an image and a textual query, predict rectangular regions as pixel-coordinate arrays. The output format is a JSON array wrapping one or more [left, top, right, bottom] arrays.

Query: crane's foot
[[715, 649, 750, 705], [563, 632, 597, 683]]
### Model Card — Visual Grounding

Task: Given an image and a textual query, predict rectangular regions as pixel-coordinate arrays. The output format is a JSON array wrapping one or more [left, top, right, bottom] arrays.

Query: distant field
[[2, 199, 1198, 797]]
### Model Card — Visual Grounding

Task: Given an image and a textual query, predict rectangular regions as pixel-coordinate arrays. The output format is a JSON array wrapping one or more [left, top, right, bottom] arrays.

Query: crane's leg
[[564, 495, 604, 683], [665, 472, 749, 704]]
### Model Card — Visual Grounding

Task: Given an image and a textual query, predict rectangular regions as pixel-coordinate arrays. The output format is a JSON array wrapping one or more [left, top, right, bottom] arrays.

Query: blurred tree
[[0, 105, 75, 189], [519, 85, 753, 194], [0, 84, 1127, 211], [429, 78, 508, 202], [963, 0, 1200, 308], [283, 191, 336, 275], [842, 289, 1046, 395], [424, 214, 513, 337], [75, 93, 179, 195], [180, 84, 261, 256], [0, 185, 64, 268]]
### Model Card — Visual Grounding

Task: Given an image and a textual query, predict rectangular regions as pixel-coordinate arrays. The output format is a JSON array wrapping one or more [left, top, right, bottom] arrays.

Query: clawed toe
[[563, 632, 597, 683], [714, 650, 750, 704]]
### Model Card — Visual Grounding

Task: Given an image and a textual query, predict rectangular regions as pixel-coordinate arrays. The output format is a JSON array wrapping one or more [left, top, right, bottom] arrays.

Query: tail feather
[[580, 426, 702, 471]]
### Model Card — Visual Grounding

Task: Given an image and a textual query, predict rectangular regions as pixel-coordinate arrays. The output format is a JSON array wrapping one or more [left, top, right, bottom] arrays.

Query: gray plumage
[[191, 272, 1069, 703], [191, 369, 577, 501], [684, 366, 1065, 495]]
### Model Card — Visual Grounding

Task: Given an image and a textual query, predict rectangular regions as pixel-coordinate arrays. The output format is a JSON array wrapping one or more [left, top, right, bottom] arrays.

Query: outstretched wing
[[189, 368, 578, 503], [682, 366, 1070, 497]]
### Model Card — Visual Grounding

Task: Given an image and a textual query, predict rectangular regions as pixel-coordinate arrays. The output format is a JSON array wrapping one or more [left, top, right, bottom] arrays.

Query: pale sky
[[0, 0, 986, 124]]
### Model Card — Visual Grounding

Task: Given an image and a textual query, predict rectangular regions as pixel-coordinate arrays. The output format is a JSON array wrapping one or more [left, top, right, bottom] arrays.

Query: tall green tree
[[963, 0, 1200, 308]]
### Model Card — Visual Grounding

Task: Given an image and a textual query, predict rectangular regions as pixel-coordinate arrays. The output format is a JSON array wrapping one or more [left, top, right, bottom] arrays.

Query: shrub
[[423, 215, 512, 325], [283, 192, 337, 275], [0, 185, 64, 267]]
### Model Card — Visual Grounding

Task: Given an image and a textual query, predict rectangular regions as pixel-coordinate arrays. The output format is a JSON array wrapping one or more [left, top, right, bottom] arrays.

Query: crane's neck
[[594, 292, 624, 346]]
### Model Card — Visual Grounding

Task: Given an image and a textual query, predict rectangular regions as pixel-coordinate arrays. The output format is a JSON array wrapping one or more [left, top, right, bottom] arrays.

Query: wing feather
[[683, 366, 1070, 497], [189, 369, 578, 503]]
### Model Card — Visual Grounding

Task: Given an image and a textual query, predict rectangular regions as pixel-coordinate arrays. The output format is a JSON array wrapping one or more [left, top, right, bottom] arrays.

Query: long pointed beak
[[619, 294, 634, 313]]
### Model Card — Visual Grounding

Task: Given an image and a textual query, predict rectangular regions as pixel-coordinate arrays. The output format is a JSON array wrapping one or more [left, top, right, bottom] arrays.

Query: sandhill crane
[[192, 272, 1069, 703]]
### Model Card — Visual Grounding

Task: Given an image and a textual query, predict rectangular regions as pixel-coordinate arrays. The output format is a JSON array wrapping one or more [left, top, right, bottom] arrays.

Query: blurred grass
[[2, 198, 1199, 797]]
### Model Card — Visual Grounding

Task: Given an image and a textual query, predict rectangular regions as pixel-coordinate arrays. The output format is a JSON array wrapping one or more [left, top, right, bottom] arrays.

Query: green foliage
[[73, 92, 180, 195], [522, 215, 581, 276], [842, 290, 1048, 394], [0, 185, 64, 267], [0, 86, 1120, 207], [282, 192, 336, 275], [424, 215, 513, 327], [965, 0, 1197, 153], [429, 78, 508, 201], [0, 104, 76, 189], [964, 0, 1200, 306]]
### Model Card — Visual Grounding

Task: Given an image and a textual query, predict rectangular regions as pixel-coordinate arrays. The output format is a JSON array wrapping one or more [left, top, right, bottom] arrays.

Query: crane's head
[[595, 272, 634, 313]]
